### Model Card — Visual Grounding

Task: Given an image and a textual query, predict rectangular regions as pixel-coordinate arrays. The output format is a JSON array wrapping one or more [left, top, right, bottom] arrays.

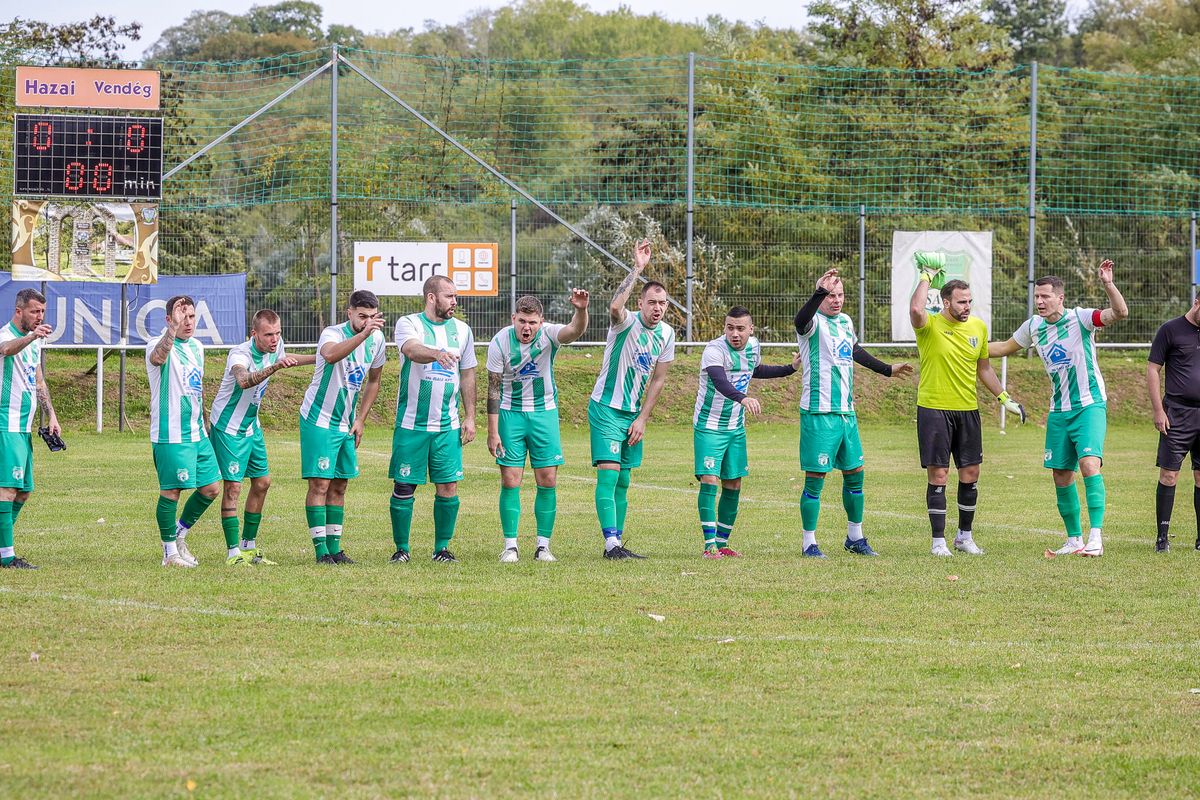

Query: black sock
[[1156, 482, 1176, 540], [927, 484, 947, 539], [1194, 486, 1200, 542], [957, 481, 978, 536]]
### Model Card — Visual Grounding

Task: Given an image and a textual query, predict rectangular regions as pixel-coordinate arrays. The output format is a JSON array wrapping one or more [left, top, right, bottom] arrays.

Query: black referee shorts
[[1156, 401, 1200, 472], [917, 406, 983, 469]]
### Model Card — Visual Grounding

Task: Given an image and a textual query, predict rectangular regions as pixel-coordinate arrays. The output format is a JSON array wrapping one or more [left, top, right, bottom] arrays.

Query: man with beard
[[389, 275, 478, 563]]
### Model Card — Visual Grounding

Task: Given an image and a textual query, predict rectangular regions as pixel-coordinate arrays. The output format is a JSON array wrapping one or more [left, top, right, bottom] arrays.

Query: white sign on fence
[[353, 241, 498, 297], [890, 231, 992, 342]]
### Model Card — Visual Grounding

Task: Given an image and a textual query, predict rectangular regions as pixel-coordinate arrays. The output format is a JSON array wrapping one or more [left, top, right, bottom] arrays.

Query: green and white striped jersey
[[1013, 307, 1107, 412], [798, 312, 857, 414], [694, 336, 760, 430], [486, 324, 566, 412], [590, 312, 676, 413], [300, 323, 387, 432], [146, 334, 207, 444], [395, 313, 478, 432], [0, 323, 41, 434], [210, 338, 285, 437]]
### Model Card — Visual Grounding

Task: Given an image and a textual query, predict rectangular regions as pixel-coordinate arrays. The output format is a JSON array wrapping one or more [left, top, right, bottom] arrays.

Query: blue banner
[[0, 273, 247, 346]]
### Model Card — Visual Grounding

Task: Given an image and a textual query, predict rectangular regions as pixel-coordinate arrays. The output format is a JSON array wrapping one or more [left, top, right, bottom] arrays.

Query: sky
[[15, 0, 811, 59]]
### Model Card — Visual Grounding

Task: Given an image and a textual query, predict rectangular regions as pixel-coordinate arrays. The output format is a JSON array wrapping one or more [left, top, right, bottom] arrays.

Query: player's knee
[[199, 483, 220, 499], [435, 482, 458, 498], [1160, 470, 1179, 487], [616, 470, 631, 489], [392, 482, 416, 500], [223, 481, 242, 500], [14, 491, 30, 503], [698, 475, 719, 486], [722, 478, 741, 491], [252, 475, 272, 492]]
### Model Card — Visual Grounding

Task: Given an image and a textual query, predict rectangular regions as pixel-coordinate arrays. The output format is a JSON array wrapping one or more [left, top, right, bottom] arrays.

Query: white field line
[[2, 586, 1193, 653]]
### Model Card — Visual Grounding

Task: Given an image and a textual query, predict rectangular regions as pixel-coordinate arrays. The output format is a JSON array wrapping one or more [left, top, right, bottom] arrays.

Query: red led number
[[92, 162, 114, 192], [64, 162, 86, 191], [31, 121, 52, 151], [126, 124, 146, 154]]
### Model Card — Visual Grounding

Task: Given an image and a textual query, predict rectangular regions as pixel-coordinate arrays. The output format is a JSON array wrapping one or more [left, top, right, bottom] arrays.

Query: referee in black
[[1147, 295, 1200, 552]]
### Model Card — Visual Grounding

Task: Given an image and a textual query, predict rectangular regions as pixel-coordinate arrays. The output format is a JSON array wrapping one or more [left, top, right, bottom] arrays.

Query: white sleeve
[[227, 347, 252, 372], [486, 336, 505, 373], [1077, 307, 1101, 332], [659, 328, 676, 363], [608, 312, 635, 338], [1012, 319, 1033, 348], [544, 323, 568, 345], [370, 332, 388, 369], [458, 327, 479, 370], [394, 315, 421, 349], [698, 342, 724, 370], [277, 339, 286, 360]]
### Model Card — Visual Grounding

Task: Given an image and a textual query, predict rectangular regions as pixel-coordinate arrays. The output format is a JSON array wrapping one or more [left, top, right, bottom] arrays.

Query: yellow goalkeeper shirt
[[915, 313, 989, 410]]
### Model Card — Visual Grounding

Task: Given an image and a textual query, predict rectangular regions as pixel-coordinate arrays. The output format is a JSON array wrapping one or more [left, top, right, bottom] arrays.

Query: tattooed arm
[[36, 362, 60, 436], [609, 238, 651, 324]]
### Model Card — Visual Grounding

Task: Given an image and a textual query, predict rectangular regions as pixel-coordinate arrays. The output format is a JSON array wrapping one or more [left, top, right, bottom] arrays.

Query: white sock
[[802, 530, 817, 549], [604, 535, 621, 551], [176, 520, 190, 538], [1, 546, 15, 560], [163, 541, 178, 558], [1088, 528, 1102, 542], [847, 522, 864, 542], [227, 547, 240, 558], [504, 537, 518, 551], [327, 524, 343, 539], [537, 536, 551, 550], [955, 529, 972, 543], [1065, 536, 1082, 545], [241, 539, 255, 551]]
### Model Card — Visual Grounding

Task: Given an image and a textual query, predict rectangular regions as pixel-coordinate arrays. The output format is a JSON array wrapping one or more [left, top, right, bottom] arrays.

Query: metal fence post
[[685, 52, 696, 343], [118, 284, 127, 432], [510, 198, 518, 314], [1027, 61, 1038, 321], [1191, 211, 1197, 300], [330, 43, 340, 327], [859, 204, 866, 337]]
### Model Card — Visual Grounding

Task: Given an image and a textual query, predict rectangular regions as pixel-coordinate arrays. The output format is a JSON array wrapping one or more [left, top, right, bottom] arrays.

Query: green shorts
[[0, 431, 33, 492], [693, 426, 749, 480], [152, 438, 221, 490], [497, 408, 564, 469], [799, 412, 864, 473], [300, 418, 359, 480], [1044, 403, 1107, 470], [389, 426, 464, 485], [588, 399, 643, 469], [210, 427, 269, 482]]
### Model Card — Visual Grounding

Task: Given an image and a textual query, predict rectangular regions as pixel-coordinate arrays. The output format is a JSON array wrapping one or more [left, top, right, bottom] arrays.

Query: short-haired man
[[209, 309, 315, 565], [147, 295, 220, 568], [589, 239, 675, 560], [989, 262, 1127, 557], [909, 271, 1025, 557], [693, 305, 803, 558], [0, 289, 59, 569], [487, 290, 589, 562], [1148, 292, 1200, 552], [389, 275, 477, 563], [299, 290, 387, 565], [794, 270, 912, 558]]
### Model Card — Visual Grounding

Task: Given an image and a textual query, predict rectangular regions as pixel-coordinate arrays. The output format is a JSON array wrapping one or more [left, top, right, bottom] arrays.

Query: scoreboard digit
[[13, 113, 163, 200]]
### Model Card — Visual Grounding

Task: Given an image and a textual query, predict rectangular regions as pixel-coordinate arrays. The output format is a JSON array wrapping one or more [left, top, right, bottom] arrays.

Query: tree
[[246, 1, 324, 41], [143, 11, 241, 62], [985, 0, 1069, 64], [0, 16, 140, 65]]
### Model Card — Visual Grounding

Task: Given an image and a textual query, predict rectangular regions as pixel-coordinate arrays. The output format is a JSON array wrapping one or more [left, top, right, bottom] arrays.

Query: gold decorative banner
[[11, 199, 158, 283]]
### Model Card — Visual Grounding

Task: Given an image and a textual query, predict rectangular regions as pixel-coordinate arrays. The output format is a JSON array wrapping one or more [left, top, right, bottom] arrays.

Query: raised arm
[[909, 275, 931, 330], [794, 269, 838, 334], [0, 324, 50, 357], [558, 288, 590, 344], [1097, 260, 1129, 326], [323, 317, 385, 364], [36, 362, 59, 436], [148, 310, 180, 366], [609, 239, 650, 324]]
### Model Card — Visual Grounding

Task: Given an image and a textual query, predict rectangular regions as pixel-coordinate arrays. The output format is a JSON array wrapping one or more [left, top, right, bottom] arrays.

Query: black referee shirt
[[1149, 315, 1200, 407]]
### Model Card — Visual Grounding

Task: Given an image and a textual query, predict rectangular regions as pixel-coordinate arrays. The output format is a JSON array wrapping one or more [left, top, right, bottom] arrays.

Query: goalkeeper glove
[[914, 251, 946, 289], [997, 391, 1026, 424]]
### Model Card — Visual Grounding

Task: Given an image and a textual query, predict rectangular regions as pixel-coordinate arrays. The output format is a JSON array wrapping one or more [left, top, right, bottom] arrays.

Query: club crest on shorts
[[177, 468, 189, 482], [228, 461, 240, 476], [317, 456, 330, 471], [399, 463, 411, 478], [1044, 449, 1052, 462], [818, 453, 830, 467], [609, 441, 620, 454], [11, 467, 24, 480], [704, 455, 716, 470]]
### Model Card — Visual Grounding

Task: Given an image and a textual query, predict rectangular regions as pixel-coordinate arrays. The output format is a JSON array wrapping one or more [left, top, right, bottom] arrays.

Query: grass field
[[3, 421, 1199, 798]]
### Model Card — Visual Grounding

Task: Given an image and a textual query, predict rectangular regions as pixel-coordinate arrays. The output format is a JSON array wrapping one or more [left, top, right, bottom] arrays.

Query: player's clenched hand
[[30, 324, 52, 340], [460, 418, 476, 446], [487, 430, 504, 458], [626, 417, 646, 445], [791, 350, 803, 370], [278, 356, 300, 369], [997, 391, 1026, 424], [435, 349, 459, 370], [1154, 409, 1170, 433], [740, 397, 762, 416], [363, 314, 386, 336], [569, 288, 590, 308], [891, 362, 914, 378]]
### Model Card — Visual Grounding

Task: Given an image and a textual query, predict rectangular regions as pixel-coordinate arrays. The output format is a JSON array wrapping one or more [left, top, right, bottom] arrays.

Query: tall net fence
[[4, 49, 1200, 344]]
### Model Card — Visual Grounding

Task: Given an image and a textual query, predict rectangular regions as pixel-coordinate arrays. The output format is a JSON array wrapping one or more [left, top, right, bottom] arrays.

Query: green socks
[[242, 512, 262, 547], [433, 495, 460, 552], [534, 486, 556, 538], [595, 468, 619, 534], [11, 501, 23, 523], [842, 471, 865, 524], [716, 487, 740, 546], [801, 475, 825, 531], [156, 496, 178, 542], [0, 501, 13, 565], [1055, 484, 1083, 539], [500, 486, 521, 539], [615, 469, 631, 532], [179, 491, 215, 528], [390, 495, 414, 552], [221, 515, 240, 549], [698, 483, 718, 548], [306, 504, 327, 560], [1084, 474, 1106, 530], [325, 505, 344, 556]]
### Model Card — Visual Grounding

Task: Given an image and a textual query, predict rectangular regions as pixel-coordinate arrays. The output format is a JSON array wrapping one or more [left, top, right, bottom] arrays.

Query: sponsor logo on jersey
[[835, 340, 854, 361], [968, 336, 979, 348], [177, 468, 189, 482], [1044, 342, 1070, 369], [317, 456, 331, 471], [517, 361, 540, 380], [428, 360, 457, 380], [633, 350, 654, 373], [344, 364, 366, 391], [733, 374, 752, 392], [23, 363, 36, 386], [184, 366, 203, 397]]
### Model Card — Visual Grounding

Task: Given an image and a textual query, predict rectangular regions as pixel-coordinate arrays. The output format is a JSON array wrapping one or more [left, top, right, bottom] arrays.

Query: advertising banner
[[890, 231, 993, 342], [12, 199, 158, 283], [354, 242, 498, 296]]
